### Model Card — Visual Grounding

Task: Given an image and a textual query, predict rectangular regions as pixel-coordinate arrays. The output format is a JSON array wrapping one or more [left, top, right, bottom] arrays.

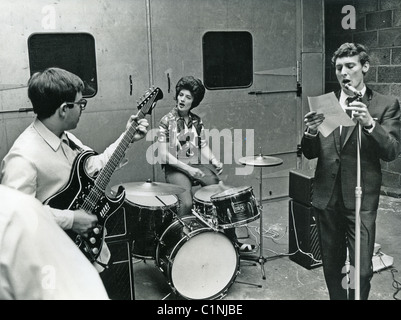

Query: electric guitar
[[44, 87, 163, 263]]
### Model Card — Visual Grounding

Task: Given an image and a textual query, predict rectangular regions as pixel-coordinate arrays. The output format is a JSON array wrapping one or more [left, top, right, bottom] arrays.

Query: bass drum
[[156, 216, 239, 300]]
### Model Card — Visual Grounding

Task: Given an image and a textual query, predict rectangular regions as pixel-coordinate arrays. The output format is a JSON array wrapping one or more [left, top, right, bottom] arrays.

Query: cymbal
[[194, 181, 234, 202], [239, 155, 283, 167], [112, 179, 186, 196]]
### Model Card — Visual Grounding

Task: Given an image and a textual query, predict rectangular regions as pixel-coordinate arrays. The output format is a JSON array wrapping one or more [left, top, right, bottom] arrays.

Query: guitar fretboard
[[80, 90, 159, 213]]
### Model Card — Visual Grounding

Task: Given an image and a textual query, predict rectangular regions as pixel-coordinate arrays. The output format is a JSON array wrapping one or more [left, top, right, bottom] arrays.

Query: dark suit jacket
[[301, 87, 401, 211]]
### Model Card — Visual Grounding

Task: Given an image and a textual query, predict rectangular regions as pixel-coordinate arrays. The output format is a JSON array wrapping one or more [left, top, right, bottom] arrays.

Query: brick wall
[[325, 0, 401, 191]]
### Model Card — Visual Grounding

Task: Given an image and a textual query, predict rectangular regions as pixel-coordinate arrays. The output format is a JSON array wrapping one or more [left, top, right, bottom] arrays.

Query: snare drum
[[125, 194, 178, 259], [193, 183, 234, 226], [156, 215, 239, 300], [193, 194, 216, 220], [211, 186, 259, 229]]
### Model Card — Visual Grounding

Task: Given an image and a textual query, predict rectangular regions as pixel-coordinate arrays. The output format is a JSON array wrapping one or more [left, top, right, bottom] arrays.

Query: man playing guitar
[[0, 67, 149, 271]]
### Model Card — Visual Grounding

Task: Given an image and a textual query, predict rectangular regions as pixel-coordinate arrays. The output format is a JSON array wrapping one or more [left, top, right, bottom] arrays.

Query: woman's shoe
[[238, 243, 256, 253]]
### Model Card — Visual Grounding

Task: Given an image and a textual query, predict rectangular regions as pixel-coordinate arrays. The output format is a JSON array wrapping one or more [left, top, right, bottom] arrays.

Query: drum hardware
[[238, 151, 283, 280]]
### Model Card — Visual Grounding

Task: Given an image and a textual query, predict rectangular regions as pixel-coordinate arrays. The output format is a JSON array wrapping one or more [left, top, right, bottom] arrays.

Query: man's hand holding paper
[[306, 92, 356, 137]]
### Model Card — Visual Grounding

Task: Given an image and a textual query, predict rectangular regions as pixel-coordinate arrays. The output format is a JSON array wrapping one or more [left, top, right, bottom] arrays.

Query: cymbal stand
[[240, 165, 267, 279]]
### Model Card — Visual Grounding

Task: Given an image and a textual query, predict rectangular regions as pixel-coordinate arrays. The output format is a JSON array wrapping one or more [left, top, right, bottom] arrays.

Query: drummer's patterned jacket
[[158, 106, 208, 163]]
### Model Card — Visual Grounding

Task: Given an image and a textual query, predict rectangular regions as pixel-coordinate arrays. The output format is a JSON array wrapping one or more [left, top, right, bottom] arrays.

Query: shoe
[[238, 242, 256, 253]]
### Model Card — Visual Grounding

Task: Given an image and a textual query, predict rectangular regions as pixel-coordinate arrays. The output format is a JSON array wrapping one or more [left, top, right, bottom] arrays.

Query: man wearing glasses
[[0, 67, 148, 272]]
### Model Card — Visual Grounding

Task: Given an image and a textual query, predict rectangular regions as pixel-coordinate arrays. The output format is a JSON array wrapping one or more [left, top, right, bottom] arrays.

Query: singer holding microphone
[[302, 43, 400, 300]]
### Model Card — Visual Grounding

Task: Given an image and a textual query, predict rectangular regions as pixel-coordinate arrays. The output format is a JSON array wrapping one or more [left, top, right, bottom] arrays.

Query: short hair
[[331, 42, 370, 67], [175, 76, 205, 109], [28, 67, 84, 119]]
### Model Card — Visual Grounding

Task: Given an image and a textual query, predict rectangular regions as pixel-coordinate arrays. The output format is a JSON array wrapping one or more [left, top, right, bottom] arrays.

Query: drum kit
[[111, 153, 283, 300]]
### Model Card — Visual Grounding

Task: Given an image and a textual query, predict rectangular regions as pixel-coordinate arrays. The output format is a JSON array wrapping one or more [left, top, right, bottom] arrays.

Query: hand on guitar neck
[[125, 115, 149, 143], [124, 86, 163, 143]]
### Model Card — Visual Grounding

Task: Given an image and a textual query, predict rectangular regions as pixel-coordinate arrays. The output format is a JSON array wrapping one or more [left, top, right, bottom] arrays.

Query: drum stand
[[239, 153, 283, 280], [240, 166, 268, 279]]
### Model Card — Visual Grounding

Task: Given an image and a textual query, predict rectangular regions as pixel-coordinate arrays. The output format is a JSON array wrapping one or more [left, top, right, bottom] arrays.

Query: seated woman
[[157, 76, 255, 253]]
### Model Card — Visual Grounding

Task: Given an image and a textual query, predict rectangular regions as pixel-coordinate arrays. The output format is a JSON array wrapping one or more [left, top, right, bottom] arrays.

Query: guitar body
[[44, 150, 125, 262]]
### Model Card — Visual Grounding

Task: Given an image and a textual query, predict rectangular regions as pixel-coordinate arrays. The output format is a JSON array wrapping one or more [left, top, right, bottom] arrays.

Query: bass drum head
[[170, 231, 238, 300]]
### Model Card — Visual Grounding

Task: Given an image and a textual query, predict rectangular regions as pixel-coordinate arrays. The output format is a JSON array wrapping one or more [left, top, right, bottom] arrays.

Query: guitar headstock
[[137, 86, 164, 116]]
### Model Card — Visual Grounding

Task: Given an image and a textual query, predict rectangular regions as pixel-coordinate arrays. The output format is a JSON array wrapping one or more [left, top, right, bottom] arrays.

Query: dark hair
[[331, 43, 370, 68], [175, 76, 205, 109], [28, 67, 84, 119]]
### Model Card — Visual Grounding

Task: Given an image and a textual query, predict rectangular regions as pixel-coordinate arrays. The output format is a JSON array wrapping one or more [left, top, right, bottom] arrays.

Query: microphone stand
[[347, 88, 362, 300], [355, 121, 361, 300]]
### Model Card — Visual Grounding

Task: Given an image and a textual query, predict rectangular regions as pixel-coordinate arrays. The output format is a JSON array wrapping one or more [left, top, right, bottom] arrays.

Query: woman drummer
[[157, 76, 255, 253]]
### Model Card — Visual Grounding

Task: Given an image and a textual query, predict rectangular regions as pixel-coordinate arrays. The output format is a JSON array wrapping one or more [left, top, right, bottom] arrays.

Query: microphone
[[344, 83, 362, 99]]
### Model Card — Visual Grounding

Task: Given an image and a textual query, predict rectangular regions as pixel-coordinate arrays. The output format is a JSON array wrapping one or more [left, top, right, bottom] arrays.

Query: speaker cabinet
[[288, 200, 322, 269], [289, 169, 314, 206], [100, 240, 135, 300], [100, 204, 136, 300]]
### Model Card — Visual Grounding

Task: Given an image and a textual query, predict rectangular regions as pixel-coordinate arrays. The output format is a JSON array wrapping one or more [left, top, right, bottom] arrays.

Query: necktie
[[340, 98, 353, 148]]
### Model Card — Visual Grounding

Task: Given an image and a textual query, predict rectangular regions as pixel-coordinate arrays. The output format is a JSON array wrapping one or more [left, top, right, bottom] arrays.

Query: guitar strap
[[64, 133, 84, 152], [61, 133, 85, 166]]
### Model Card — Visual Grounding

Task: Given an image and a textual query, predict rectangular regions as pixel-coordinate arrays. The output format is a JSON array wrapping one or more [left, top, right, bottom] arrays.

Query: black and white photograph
[[0, 0, 400, 309]]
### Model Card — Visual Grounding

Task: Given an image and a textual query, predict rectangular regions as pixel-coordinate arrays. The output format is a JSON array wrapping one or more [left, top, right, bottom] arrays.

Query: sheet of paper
[[307, 92, 355, 137]]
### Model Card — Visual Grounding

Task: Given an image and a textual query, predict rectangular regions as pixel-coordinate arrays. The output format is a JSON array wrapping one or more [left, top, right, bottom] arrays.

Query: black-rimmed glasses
[[64, 99, 87, 111]]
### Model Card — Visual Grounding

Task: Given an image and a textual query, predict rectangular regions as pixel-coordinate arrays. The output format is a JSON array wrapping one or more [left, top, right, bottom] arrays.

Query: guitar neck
[[94, 109, 145, 192], [85, 86, 162, 208]]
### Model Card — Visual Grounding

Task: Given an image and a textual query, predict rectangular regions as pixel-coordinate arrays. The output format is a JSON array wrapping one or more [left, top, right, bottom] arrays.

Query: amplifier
[[288, 200, 322, 269], [100, 240, 135, 300], [289, 169, 314, 206], [100, 203, 136, 300], [104, 202, 136, 241]]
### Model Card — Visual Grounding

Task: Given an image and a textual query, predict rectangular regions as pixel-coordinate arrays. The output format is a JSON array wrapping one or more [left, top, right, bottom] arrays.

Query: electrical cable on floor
[[391, 269, 401, 300], [244, 201, 322, 264], [377, 252, 401, 300], [289, 200, 322, 264]]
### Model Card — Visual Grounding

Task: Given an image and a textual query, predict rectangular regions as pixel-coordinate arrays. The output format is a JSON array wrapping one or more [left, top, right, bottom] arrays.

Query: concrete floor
[[129, 194, 401, 301]]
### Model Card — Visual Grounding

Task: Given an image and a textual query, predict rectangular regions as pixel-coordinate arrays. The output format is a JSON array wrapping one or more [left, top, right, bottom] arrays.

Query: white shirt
[[0, 118, 127, 271], [0, 185, 109, 300], [1, 118, 124, 229]]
